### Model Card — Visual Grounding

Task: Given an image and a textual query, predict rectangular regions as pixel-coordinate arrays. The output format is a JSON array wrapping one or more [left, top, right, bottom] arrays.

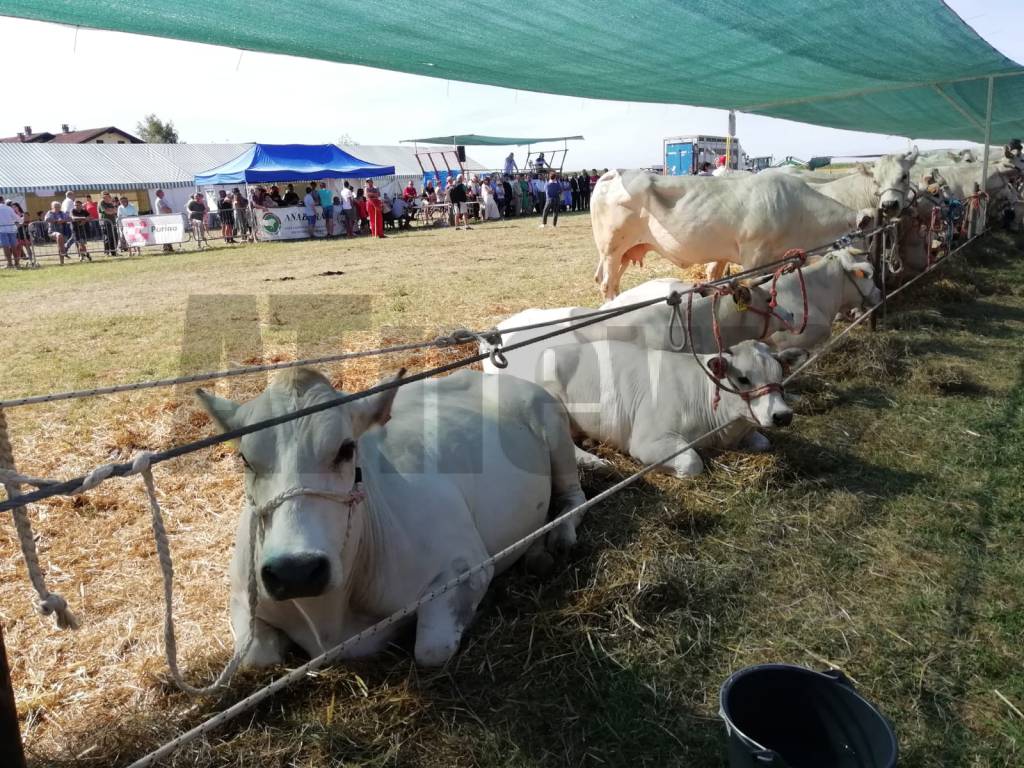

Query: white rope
[[0, 407, 78, 630]]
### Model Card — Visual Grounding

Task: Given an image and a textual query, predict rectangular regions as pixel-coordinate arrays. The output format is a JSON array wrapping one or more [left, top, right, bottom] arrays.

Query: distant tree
[[136, 114, 179, 144], [337, 133, 359, 145]]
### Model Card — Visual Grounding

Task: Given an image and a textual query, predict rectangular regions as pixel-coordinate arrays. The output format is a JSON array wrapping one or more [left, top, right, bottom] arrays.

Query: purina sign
[[121, 215, 187, 246]]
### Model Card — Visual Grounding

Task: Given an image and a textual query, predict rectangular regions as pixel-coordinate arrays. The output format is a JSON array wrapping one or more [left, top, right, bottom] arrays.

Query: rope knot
[[38, 592, 79, 630]]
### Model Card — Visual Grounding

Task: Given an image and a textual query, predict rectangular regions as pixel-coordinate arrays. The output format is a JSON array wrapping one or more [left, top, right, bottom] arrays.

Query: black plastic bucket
[[719, 664, 898, 768]]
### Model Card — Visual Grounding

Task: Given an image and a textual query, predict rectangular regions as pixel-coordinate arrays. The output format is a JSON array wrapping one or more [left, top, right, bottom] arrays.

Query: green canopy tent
[[4, 1, 1022, 188]]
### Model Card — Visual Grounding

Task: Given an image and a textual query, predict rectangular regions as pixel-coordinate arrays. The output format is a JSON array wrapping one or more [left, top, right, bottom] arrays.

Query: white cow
[[814, 148, 919, 216], [198, 367, 587, 668], [540, 339, 807, 475], [483, 280, 795, 381], [768, 248, 881, 350], [591, 169, 873, 300]]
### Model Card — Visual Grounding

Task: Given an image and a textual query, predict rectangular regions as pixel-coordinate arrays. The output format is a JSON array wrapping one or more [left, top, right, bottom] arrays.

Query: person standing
[[0, 199, 20, 268], [364, 178, 385, 238], [501, 176, 515, 218], [481, 177, 500, 220], [231, 188, 251, 241], [339, 181, 356, 237], [577, 173, 590, 211], [317, 182, 335, 237], [153, 189, 174, 252], [504, 152, 518, 176], [540, 172, 562, 228], [303, 186, 318, 238], [98, 191, 119, 256], [186, 193, 209, 248], [355, 189, 368, 232], [282, 184, 300, 206], [569, 174, 580, 212], [217, 190, 235, 243], [44, 201, 70, 263], [518, 174, 531, 216], [70, 200, 92, 261], [449, 174, 469, 230]]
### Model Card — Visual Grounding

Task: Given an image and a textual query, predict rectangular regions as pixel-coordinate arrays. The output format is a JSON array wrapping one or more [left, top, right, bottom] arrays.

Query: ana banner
[[120, 214, 187, 246], [255, 206, 345, 240]]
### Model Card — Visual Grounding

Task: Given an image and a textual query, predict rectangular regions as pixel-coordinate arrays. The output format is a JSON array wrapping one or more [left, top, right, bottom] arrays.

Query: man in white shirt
[[339, 181, 355, 237], [303, 185, 318, 238], [117, 196, 138, 218], [154, 189, 174, 250], [60, 191, 76, 249], [711, 156, 730, 177]]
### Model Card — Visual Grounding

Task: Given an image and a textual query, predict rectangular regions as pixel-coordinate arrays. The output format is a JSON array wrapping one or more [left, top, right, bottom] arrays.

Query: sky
[[0, 0, 1020, 171]]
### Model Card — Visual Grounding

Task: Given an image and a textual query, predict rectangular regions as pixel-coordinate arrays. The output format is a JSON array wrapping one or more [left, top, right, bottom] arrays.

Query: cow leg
[[575, 445, 612, 470], [414, 555, 493, 667], [231, 592, 290, 667], [705, 261, 729, 282], [630, 437, 705, 477], [740, 430, 772, 452]]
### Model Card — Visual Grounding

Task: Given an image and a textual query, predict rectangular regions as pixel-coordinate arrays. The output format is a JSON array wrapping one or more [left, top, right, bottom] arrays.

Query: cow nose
[[772, 411, 793, 428], [881, 199, 900, 213], [261, 553, 330, 600]]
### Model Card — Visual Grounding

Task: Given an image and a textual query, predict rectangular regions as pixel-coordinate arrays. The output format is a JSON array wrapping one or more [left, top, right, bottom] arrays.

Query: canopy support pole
[[978, 75, 995, 237]]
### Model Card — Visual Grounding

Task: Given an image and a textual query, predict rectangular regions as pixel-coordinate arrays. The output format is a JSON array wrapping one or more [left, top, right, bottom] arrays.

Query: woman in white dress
[[480, 176, 501, 221]]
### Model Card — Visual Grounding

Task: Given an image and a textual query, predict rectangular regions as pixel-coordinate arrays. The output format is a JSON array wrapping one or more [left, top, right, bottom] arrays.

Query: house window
[[97, 139, 104, 143], [118, 140, 125, 144]]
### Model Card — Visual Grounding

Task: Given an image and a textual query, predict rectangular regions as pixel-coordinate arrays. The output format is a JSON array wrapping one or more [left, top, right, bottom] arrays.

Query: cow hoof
[[524, 547, 555, 576], [545, 522, 577, 555], [742, 431, 772, 453]]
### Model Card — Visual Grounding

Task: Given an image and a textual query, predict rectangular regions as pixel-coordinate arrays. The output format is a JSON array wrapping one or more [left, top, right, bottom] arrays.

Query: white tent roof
[[0, 143, 484, 195]]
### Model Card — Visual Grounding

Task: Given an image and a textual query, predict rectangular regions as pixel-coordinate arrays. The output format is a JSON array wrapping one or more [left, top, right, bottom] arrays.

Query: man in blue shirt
[[540, 172, 561, 228], [318, 182, 335, 237]]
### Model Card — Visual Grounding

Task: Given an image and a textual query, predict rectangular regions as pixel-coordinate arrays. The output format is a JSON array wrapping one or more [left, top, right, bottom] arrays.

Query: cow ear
[[351, 368, 406, 437], [195, 389, 240, 432], [856, 163, 872, 177], [707, 356, 729, 379], [857, 210, 874, 230], [904, 145, 919, 165], [773, 348, 808, 374], [732, 284, 752, 308]]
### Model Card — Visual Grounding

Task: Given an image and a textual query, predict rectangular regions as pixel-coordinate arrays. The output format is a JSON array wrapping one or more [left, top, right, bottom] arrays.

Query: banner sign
[[255, 206, 346, 240], [121, 214, 187, 246]]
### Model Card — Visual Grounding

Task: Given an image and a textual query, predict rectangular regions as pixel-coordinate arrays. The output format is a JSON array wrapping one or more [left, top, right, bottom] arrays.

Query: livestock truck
[[663, 135, 747, 175]]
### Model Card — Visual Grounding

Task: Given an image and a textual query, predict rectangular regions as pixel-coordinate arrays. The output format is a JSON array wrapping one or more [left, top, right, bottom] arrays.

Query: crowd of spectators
[[1, 165, 609, 268]]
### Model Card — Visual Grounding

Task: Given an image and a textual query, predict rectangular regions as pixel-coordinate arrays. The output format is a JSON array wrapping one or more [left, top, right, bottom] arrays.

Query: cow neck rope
[[683, 287, 785, 413]]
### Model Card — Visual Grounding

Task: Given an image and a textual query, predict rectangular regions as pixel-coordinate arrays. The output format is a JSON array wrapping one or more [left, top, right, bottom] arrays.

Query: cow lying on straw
[[198, 367, 586, 667]]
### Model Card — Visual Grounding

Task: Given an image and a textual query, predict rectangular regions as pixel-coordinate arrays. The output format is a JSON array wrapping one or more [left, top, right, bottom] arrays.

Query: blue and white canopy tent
[[194, 143, 394, 186]]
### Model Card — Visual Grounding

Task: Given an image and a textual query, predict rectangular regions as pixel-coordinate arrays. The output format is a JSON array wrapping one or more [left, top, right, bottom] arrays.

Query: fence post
[[0, 617, 27, 768], [870, 209, 883, 331]]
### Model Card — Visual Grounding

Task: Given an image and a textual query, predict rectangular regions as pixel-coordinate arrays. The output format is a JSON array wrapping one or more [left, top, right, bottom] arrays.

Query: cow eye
[[334, 439, 356, 466], [737, 376, 752, 386]]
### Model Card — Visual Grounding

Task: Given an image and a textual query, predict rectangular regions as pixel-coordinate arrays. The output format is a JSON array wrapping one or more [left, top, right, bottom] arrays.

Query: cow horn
[[905, 145, 919, 164], [847, 247, 866, 256]]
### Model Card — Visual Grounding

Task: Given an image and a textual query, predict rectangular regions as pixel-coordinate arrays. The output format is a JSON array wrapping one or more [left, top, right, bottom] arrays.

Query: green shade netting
[[5, 0, 1023, 141], [402, 135, 584, 146]]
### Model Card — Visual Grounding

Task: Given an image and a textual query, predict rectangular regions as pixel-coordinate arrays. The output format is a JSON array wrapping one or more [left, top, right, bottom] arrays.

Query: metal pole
[[977, 75, 995, 237], [0, 622, 27, 768]]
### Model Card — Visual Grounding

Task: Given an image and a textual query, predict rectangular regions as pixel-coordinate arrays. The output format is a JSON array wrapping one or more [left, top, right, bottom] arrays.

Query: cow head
[[867, 147, 919, 217], [738, 278, 796, 333], [711, 341, 806, 428], [197, 367, 402, 602], [836, 248, 881, 311]]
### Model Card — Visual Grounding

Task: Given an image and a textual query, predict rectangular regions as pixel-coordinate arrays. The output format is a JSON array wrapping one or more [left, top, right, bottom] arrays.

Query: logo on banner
[[261, 213, 282, 235]]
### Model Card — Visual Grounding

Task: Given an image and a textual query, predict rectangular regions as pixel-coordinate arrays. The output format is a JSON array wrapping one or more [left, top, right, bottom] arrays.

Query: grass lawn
[[1, 215, 1023, 767]]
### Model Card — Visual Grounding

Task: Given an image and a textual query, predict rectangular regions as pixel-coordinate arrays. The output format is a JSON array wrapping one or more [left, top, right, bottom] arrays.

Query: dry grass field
[[2, 213, 1023, 767]]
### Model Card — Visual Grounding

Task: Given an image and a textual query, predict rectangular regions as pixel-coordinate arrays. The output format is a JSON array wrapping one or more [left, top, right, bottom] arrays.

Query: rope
[[0, 224, 888, 412], [0, 407, 78, 630]]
